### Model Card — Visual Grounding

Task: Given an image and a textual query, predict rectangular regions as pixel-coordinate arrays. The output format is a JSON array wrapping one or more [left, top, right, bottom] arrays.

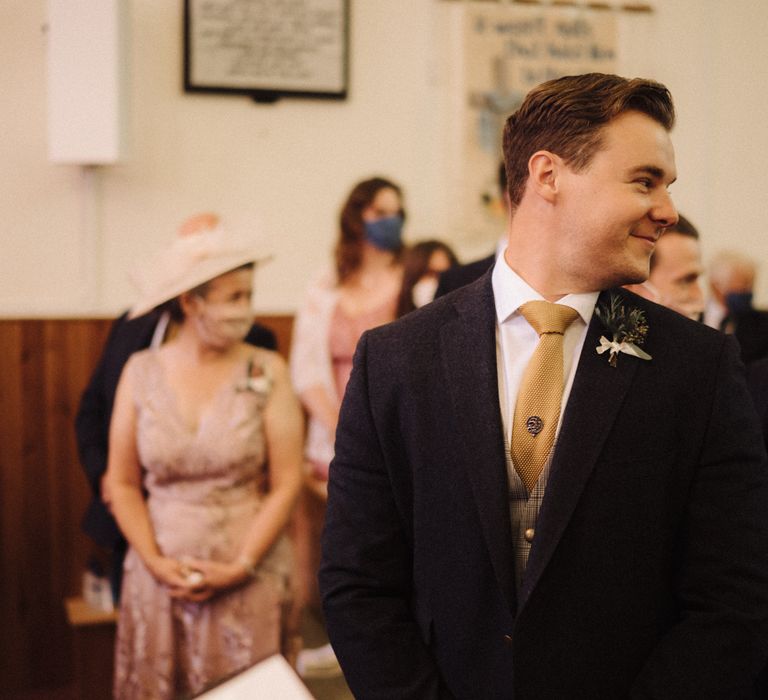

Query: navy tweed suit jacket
[[320, 271, 768, 699]]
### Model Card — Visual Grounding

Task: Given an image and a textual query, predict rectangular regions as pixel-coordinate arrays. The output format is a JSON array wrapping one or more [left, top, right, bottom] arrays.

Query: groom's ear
[[527, 150, 563, 205]]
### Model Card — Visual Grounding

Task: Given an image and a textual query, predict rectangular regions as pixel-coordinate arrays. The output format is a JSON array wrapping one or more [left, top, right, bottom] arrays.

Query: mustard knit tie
[[511, 301, 580, 492]]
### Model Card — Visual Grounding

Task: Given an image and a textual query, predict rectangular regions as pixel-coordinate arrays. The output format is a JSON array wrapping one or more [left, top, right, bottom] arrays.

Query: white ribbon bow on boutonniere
[[235, 358, 272, 394], [594, 293, 652, 368]]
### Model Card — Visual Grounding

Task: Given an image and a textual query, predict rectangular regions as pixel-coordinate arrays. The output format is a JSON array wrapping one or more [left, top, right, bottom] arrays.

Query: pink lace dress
[[113, 349, 291, 699], [329, 298, 397, 401]]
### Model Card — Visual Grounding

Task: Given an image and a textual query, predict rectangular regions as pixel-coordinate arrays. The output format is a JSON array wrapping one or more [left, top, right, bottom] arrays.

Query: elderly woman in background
[[289, 176, 405, 676], [395, 239, 459, 317], [105, 222, 303, 699]]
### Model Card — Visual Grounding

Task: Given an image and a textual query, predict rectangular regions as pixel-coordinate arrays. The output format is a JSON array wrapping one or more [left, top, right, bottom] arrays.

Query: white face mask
[[412, 277, 439, 308], [192, 299, 252, 349]]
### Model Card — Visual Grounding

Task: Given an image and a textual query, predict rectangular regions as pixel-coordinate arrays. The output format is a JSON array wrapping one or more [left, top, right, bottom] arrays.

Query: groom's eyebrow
[[628, 165, 677, 186]]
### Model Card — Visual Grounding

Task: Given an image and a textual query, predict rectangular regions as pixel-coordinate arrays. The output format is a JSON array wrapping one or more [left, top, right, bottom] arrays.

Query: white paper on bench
[[195, 654, 315, 699]]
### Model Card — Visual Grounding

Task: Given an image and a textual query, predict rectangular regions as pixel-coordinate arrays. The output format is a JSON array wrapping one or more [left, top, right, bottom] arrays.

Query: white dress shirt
[[492, 252, 599, 592], [492, 253, 598, 445]]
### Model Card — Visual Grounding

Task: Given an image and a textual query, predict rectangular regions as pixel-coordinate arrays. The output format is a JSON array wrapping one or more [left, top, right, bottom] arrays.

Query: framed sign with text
[[183, 0, 349, 102]]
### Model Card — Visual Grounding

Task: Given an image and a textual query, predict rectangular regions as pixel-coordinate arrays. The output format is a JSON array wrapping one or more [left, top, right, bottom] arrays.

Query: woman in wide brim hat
[[128, 215, 273, 319], [105, 220, 304, 699]]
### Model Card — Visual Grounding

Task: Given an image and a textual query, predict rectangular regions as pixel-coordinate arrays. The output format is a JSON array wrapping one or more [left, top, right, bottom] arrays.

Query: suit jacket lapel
[[518, 288, 640, 610], [440, 273, 517, 611]]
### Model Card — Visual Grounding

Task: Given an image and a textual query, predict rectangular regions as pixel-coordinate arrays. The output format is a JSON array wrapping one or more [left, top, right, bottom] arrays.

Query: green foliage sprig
[[594, 294, 651, 367]]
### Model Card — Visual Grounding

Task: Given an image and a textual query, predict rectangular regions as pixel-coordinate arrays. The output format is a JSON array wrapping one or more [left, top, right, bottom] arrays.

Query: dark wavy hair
[[502, 73, 675, 208], [335, 177, 405, 283], [395, 240, 458, 318]]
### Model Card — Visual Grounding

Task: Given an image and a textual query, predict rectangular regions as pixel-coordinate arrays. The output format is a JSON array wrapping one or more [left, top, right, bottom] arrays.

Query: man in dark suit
[[320, 74, 768, 698], [75, 216, 276, 602], [705, 251, 768, 364], [624, 213, 705, 320]]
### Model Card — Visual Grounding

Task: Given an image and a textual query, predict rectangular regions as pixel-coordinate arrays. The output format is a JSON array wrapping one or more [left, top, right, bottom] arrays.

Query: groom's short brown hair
[[502, 73, 675, 208]]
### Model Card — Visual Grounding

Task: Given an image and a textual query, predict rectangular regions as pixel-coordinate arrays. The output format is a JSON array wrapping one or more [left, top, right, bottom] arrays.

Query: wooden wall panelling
[[0, 321, 27, 691], [254, 314, 294, 359], [0, 319, 112, 694], [0, 319, 74, 691], [20, 320, 67, 689], [50, 320, 113, 596]]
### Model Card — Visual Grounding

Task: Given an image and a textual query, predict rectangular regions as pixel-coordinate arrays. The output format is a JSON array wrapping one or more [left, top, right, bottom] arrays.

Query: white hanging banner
[[459, 5, 617, 246]]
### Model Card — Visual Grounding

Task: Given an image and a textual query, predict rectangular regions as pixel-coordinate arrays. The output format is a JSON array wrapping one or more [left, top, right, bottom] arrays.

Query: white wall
[[642, 0, 768, 303], [0, 0, 766, 316]]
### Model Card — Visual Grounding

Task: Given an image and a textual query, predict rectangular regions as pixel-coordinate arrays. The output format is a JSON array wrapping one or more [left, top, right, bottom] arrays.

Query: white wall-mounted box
[[47, 0, 127, 164]]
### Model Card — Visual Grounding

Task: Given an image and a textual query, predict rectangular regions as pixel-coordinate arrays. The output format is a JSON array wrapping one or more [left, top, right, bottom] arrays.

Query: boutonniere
[[594, 293, 652, 368], [235, 358, 272, 394]]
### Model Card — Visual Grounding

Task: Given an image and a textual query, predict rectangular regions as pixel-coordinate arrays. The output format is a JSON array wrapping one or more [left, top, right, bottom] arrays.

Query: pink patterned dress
[[329, 298, 398, 403], [114, 349, 291, 699], [302, 297, 397, 482]]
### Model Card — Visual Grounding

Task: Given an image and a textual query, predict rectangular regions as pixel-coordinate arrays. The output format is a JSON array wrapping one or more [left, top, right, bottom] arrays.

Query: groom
[[319, 74, 768, 699]]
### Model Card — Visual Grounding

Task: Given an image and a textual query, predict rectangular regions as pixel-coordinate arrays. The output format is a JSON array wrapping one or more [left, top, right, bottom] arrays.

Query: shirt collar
[[492, 251, 599, 326]]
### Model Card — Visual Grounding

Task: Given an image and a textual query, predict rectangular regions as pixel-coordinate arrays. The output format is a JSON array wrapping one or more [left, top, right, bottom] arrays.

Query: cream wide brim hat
[[128, 225, 272, 319]]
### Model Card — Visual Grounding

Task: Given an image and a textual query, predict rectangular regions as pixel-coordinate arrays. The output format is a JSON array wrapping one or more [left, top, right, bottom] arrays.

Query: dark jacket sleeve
[[75, 313, 138, 550], [245, 322, 277, 351], [319, 333, 456, 700], [631, 336, 768, 698], [75, 314, 128, 496], [747, 358, 768, 451]]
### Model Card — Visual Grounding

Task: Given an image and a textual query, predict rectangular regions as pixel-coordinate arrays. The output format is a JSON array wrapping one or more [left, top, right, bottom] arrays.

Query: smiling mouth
[[631, 231, 660, 245]]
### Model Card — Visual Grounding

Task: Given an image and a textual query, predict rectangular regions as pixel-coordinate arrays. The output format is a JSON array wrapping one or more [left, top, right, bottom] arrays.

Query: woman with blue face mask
[[289, 176, 406, 678]]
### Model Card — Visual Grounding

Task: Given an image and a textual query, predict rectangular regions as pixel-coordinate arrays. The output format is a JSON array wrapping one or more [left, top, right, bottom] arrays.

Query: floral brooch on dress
[[594, 293, 652, 368], [235, 357, 272, 394]]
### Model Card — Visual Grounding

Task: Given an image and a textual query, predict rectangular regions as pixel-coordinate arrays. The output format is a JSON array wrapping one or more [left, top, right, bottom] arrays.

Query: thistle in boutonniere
[[594, 293, 652, 368]]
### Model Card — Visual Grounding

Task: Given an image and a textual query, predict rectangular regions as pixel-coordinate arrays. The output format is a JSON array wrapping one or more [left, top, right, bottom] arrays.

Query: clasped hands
[[146, 554, 252, 602]]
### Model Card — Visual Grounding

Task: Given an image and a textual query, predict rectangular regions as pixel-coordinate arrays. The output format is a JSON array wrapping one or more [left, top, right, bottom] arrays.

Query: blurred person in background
[[75, 214, 276, 605], [105, 222, 303, 698], [624, 213, 705, 320], [704, 250, 768, 363], [435, 161, 507, 298], [289, 176, 405, 677], [396, 239, 459, 317]]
